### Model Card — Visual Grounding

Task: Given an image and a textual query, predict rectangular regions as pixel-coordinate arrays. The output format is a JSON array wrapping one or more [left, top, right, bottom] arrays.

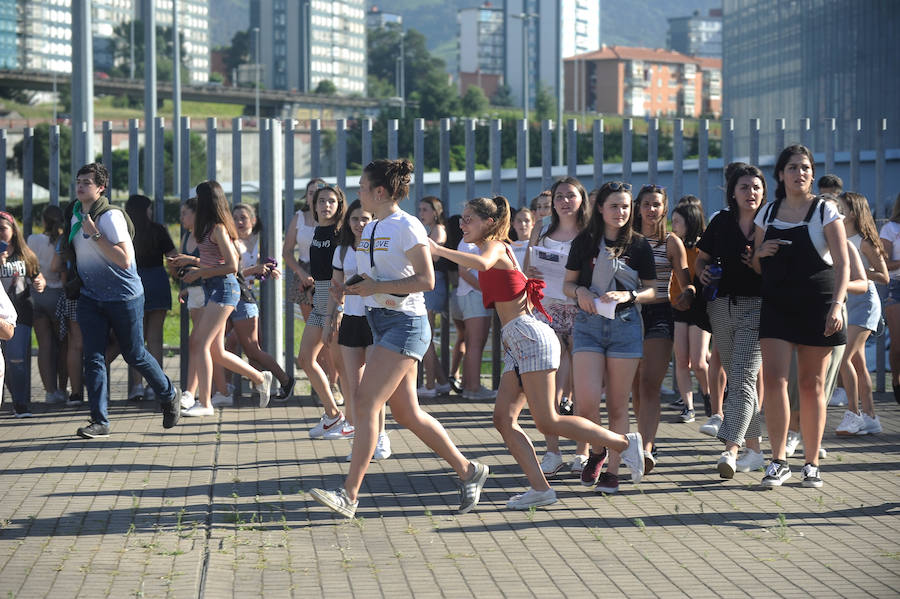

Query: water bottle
[[703, 258, 723, 301]]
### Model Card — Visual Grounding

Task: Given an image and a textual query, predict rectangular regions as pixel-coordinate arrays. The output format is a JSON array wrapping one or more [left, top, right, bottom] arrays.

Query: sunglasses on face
[[640, 184, 665, 193], [605, 182, 632, 192]]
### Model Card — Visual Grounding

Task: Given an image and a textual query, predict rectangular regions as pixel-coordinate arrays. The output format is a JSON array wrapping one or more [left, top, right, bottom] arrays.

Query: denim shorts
[[366, 307, 431, 360], [458, 290, 490, 320], [424, 270, 448, 313], [501, 314, 561, 375], [641, 301, 675, 341], [847, 281, 881, 332], [203, 274, 240, 307], [231, 298, 259, 321], [572, 305, 644, 359]]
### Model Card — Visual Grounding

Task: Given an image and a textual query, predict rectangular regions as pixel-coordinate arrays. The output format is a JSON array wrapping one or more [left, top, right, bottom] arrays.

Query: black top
[[309, 224, 338, 281], [696, 210, 762, 298], [566, 232, 656, 291], [135, 222, 176, 269]]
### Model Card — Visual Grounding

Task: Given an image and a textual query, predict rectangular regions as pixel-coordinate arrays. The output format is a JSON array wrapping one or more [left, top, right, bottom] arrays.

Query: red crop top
[[478, 246, 551, 321]]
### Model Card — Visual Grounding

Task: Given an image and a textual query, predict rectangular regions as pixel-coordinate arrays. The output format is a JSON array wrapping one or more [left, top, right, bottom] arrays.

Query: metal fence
[[1, 115, 897, 397]]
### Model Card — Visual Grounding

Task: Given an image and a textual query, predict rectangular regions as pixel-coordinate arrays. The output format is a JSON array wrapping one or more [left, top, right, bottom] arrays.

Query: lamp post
[[511, 12, 538, 164], [253, 26, 260, 123], [395, 32, 405, 118]]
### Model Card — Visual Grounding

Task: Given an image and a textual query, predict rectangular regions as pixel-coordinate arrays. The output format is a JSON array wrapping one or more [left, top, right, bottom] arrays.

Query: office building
[[722, 0, 899, 154], [366, 5, 402, 30], [564, 45, 720, 118], [457, 2, 504, 98], [667, 9, 722, 58], [2, 1, 209, 83], [251, 0, 366, 95], [503, 0, 600, 109]]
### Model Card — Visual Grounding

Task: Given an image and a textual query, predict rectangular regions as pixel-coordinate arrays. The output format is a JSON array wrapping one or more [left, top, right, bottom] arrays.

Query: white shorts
[[501, 314, 561, 376]]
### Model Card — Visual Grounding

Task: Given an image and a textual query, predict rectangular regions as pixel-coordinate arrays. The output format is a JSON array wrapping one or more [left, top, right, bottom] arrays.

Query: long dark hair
[[774, 144, 815, 200], [125, 194, 155, 257], [725, 164, 767, 216], [580, 181, 635, 259], [364, 159, 413, 201], [841, 192, 886, 260], [673, 198, 705, 249], [194, 180, 238, 242], [0, 212, 40, 278], [633, 184, 668, 241], [338, 199, 363, 249], [302, 178, 327, 212], [41, 204, 64, 244], [542, 176, 590, 241], [312, 185, 346, 232], [445, 214, 464, 251]]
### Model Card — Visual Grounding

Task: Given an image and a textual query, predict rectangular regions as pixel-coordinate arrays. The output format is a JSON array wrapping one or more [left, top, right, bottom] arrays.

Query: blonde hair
[[466, 196, 511, 243]]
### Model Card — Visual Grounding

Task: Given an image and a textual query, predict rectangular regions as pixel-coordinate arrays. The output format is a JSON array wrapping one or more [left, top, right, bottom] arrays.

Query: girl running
[[430, 195, 644, 509], [309, 159, 488, 519]]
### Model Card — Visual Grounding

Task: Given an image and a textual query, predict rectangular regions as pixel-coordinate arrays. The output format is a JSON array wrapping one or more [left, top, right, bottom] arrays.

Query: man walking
[[63, 163, 180, 438]]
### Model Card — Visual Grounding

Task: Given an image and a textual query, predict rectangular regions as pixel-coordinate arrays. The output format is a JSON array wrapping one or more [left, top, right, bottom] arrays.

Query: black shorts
[[673, 301, 712, 333], [641, 302, 675, 341], [338, 315, 373, 348]]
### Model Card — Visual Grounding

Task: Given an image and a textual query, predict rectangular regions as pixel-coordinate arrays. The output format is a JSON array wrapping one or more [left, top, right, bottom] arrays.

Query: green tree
[[222, 29, 251, 79], [108, 19, 188, 83], [534, 83, 556, 122], [12, 123, 73, 195], [314, 79, 337, 96], [460, 86, 489, 116], [491, 83, 514, 107]]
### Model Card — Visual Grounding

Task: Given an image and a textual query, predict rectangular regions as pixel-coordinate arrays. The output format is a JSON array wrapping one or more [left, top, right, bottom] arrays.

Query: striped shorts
[[306, 280, 332, 328], [501, 313, 561, 376]]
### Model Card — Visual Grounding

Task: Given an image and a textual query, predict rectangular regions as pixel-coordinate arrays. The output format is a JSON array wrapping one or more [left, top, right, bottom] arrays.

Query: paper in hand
[[593, 297, 618, 319]]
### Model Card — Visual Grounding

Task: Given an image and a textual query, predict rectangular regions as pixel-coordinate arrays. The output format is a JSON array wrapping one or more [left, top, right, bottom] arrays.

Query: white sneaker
[[181, 403, 214, 417], [373, 433, 392, 460], [717, 451, 736, 479], [255, 371, 274, 408], [435, 382, 452, 395], [210, 392, 233, 408], [540, 452, 564, 476], [180, 390, 196, 410], [309, 412, 345, 439], [570, 454, 589, 473], [861, 413, 882, 434], [735, 448, 765, 472], [128, 384, 144, 401], [828, 387, 848, 407], [835, 410, 866, 436], [785, 430, 802, 457], [462, 386, 496, 400], [506, 488, 558, 510], [699, 414, 722, 437], [620, 432, 645, 484], [340, 423, 355, 439], [417, 385, 438, 398]]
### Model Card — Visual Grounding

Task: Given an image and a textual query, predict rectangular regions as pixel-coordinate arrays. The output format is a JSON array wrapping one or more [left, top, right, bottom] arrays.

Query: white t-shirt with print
[[879, 221, 900, 279], [357, 210, 428, 316], [332, 244, 365, 317], [754, 199, 843, 265]]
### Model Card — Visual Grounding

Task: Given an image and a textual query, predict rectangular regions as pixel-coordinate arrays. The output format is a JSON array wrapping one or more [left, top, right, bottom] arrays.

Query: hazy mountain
[[208, 0, 721, 65]]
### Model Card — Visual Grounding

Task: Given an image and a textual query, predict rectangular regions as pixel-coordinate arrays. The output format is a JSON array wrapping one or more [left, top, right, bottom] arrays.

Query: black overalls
[[758, 198, 846, 347]]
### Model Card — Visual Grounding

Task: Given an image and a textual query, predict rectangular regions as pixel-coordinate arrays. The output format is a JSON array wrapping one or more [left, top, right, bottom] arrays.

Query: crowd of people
[[0, 148, 894, 519]]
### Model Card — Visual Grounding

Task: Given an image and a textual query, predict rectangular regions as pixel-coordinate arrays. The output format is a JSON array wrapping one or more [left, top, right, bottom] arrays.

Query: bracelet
[[829, 299, 842, 305]]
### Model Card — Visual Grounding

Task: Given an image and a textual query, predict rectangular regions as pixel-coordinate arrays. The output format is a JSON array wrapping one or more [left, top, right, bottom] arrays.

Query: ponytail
[[466, 195, 511, 243], [364, 159, 413, 201]]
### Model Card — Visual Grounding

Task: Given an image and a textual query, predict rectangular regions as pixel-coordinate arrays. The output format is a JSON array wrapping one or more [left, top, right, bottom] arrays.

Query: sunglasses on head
[[605, 182, 632, 192], [640, 184, 665, 193]]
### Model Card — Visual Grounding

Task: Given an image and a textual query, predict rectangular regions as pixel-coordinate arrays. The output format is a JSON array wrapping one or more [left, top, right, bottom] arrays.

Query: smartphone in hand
[[344, 274, 365, 286]]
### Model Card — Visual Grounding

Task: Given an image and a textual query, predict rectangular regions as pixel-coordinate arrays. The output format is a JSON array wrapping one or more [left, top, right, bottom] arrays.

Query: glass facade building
[[252, 0, 366, 96], [723, 0, 899, 155], [667, 10, 722, 58]]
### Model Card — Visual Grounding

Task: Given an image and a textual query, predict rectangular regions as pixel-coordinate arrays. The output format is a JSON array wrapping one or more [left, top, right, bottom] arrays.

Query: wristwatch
[[335, 305, 344, 313], [91, 232, 102, 241], [629, 289, 639, 304]]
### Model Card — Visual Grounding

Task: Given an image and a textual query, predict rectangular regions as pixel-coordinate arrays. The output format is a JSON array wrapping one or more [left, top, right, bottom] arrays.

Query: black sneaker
[[894, 386, 900, 405], [67, 392, 85, 407], [761, 460, 791, 488], [559, 397, 574, 416], [801, 463, 823, 488], [669, 397, 685, 409], [161, 397, 181, 429], [274, 377, 296, 401], [679, 408, 696, 423], [449, 376, 463, 394], [77, 421, 110, 439], [580, 448, 607, 486]]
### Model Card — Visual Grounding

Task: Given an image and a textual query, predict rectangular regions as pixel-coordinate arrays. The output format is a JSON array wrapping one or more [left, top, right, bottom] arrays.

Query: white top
[[294, 210, 316, 263], [239, 235, 260, 283], [455, 241, 482, 296], [536, 233, 575, 306], [357, 210, 428, 316], [26, 233, 62, 288], [0, 282, 16, 326], [848, 234, 871, 270], [332, 244, 365, 317], [754, 199, 842, 265], [509, 240, 529, 273], [879, 221, 900, 279]]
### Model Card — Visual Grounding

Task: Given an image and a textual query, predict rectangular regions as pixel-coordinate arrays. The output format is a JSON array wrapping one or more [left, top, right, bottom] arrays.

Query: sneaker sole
[[761, 474, 791, 488], [541, 464, 565, 477], [77, 430, 110, 439], [801, 478, 824, 488], [507, 495, 558, 510], [717, 461, 735, 479], [699, 425, 719, 437], [595, 484, 619, 494], [309, 489, 356, 518], [835, 429, 863, 436]]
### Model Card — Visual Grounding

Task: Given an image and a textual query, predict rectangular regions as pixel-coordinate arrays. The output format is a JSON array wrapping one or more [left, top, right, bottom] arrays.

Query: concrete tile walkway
[[0, 357, 898, 597]]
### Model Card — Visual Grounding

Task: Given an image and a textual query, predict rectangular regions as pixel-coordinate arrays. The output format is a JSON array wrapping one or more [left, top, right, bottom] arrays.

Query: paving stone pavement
[[0, 357, 898, 598]]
